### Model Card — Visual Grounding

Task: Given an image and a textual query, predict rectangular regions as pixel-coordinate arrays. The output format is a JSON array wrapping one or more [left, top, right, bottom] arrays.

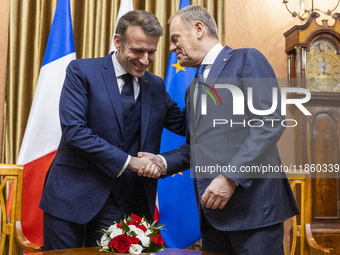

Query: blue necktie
[[121, 73, 135, 121], [195, 65, 207, 116], [196, 64, 207, 81]]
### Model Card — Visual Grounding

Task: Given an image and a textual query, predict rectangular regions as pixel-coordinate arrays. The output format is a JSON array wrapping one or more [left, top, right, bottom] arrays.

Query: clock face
[[306, 38, 340, 92]]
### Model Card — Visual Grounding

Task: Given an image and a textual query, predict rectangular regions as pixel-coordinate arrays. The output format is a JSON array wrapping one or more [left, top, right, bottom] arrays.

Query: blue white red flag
[[15, 0, 76, 245]]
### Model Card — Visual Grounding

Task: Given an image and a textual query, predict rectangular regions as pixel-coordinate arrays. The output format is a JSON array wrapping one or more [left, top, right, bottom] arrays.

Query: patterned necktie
[[121, 73, 135, 121]]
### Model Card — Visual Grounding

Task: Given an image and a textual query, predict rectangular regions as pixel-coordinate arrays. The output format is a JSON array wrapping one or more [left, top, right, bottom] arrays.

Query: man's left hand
[[201, 174, 237, 209]]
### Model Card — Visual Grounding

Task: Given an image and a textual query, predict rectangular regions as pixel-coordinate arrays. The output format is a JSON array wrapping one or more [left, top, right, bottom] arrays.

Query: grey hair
[[168, 5, 218, 39], [116, 10, 163, 45]]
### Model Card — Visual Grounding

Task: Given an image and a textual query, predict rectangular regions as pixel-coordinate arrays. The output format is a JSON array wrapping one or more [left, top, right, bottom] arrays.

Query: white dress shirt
[[112, 53, 140, 99], [200, 43, 224, 77]]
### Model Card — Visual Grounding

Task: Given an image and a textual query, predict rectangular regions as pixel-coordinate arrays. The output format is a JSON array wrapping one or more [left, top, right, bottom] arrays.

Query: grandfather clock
[[284, 13, 340, 249]]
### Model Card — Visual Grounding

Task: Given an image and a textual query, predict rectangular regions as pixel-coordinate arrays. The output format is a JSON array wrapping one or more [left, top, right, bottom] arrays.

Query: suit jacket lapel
[[192, 78, 201, 130], [187, 84, 196, 134], [101, 53, 125, 135], [140, 77, 151, 149], [207, 46, 234, 84], [195, 46, 234, 128]]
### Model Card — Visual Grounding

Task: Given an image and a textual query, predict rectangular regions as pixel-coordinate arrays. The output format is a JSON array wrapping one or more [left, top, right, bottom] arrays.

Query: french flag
[[14, 0, 76, 245]]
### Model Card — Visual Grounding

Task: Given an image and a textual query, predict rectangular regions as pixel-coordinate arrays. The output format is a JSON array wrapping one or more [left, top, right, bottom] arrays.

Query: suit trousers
[[201, 211, 284, 255], [43, 193, 132, 251]]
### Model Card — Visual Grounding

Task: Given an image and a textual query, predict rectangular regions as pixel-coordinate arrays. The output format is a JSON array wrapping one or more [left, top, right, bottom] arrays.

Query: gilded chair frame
[[286, 172, 333, 255], [0, 164, 42, 254]]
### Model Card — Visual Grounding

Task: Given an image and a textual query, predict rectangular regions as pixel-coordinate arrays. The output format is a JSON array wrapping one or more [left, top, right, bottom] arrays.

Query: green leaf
[[155, 224, 165, 229], [147, 232, 158, 238], [121, 221, 130, 232], [142, 216, 147, 223], [101, 229, 111, 235], [149, 245, 166, 253], [99, 247, 113, 253]]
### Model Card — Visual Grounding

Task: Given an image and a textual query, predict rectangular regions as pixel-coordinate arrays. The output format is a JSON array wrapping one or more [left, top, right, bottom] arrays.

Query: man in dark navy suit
[[39, 10, 185, 250], [139, 5, 299, 255]]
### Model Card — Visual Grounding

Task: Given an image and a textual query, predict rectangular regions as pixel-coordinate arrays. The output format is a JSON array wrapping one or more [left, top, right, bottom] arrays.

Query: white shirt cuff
[[117, 155, 131, 177], [157, 155, 167, 175]]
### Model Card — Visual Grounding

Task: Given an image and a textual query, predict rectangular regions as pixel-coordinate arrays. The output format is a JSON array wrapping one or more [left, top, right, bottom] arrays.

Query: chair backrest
[[285, 173, 306, 255], [0, 164, 42, 255], [0, 164, 23, 254]]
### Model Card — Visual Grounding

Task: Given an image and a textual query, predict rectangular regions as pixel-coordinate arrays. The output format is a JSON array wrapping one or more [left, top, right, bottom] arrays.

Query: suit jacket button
[[194, 139, 198, 144], [118, 144, 123, 149]]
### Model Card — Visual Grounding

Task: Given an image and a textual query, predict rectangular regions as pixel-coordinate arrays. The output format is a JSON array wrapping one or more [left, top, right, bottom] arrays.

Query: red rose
[[131, 213, 142, 223], [117, 222, 122, 228], [130, 235, 140, 244], [126, 220, 140, 227], [136, 224, 147, 232], [151, 231, 165, 246], [109, 234, 131, 253]]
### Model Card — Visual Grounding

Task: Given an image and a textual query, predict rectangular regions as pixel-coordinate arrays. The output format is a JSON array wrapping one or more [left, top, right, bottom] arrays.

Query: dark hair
[[168, 5, 218, 39], [116, 10, 163, 44]]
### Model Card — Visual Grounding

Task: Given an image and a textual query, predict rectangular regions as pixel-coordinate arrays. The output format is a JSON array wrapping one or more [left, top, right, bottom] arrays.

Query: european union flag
[[158, 0, 201, 248]]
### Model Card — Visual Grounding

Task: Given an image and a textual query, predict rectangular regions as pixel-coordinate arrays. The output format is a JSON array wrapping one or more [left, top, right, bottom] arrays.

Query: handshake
[[128, 152, 166, 179]]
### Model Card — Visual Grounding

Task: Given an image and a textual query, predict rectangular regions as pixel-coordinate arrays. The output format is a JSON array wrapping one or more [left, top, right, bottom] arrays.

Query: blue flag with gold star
[[157, 0, 201, 248]]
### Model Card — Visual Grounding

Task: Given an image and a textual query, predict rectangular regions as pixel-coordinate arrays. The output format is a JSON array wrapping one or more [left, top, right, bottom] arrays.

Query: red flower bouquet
[[98, 214, 165, 254]]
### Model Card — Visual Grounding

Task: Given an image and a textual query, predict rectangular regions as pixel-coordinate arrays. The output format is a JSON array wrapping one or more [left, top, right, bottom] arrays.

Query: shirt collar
[[201, 43, 224, 66], [112, 52, 126, 77], [112, 52, 139, 84]]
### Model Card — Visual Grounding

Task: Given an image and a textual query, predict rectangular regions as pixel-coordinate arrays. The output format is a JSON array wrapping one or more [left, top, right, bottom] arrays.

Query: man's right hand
[[128, 156, 153, 172], [137, 152, 166, 178], [127, 156, 162, 178]]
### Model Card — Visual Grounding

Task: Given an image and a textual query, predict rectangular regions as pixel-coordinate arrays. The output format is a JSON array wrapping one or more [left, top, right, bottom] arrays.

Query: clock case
[[284, 12, 340, 99], [284, 13, 340, 250]]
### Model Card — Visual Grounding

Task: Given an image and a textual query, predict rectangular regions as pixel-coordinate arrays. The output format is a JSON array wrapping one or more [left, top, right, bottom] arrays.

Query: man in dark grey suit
[[139, 5, 299, 255]]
